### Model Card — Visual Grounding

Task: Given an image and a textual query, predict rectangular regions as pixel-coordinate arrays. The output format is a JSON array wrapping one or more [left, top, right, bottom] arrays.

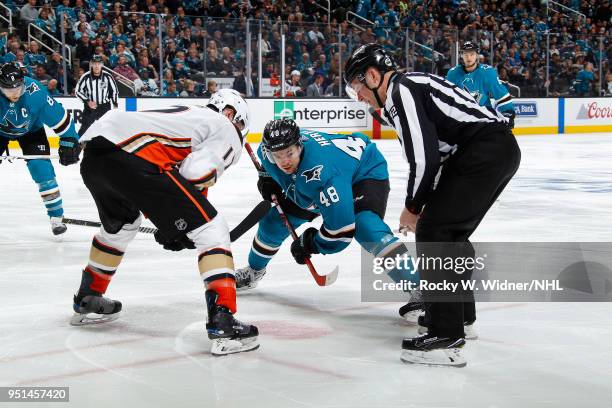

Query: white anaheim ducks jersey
[[81, 105, 243, 189]]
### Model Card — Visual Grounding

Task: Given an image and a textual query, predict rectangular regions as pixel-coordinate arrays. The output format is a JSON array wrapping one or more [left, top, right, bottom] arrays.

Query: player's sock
[[37, 178, 66, 235], [37, 178, 63, 216], [248, 235, 279, 271], [77, 237, 125, 296], [198, 248, 236, 311]]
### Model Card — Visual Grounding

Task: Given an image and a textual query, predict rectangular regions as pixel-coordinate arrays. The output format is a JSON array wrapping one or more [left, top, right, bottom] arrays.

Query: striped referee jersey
[[381, 72, 510, 213], [75, 67, 118, 106]]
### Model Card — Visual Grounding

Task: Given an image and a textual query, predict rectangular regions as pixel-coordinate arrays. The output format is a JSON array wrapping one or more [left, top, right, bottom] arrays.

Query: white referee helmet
[[207, 88, 250, 138]]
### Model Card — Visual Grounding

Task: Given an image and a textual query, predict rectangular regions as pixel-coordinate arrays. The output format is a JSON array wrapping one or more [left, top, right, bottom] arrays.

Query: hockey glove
[[58, 138, 82, 166], [290, 227, 319, 265], [502, 111, 515, 129], [154, 230, 196, 251], [257, 171, 283, 202]]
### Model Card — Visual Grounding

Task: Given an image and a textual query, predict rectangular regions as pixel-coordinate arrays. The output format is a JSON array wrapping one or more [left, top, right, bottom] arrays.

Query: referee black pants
[[79, 102, 111, 137], [416, 128, 521, 338]]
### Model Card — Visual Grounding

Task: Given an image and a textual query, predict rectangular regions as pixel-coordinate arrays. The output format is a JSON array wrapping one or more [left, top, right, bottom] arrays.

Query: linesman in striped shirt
[[75, 55, 118, 136], [344, 44, 521, 367]]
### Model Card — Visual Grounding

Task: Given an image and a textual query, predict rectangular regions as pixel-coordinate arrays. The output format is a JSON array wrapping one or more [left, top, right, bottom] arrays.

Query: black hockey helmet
[[262, 119, 302, 152], [460, 41, 479, 53], [90, 54, 104, 63], [344, 43, 397, 108], [343, 43, 398, 85], [0, 63, 24, 89]]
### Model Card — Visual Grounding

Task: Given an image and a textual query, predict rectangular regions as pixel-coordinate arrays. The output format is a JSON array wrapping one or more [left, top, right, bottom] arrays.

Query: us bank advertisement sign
[[512, 98, 556, 129], [274, 100, 369, 129], [514, 101, 538, 117]]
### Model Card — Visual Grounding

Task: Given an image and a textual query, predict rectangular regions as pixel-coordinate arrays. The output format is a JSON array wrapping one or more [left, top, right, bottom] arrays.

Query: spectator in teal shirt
[[25, 41, 47, 67], [373, 10, 387, 39], [163, 80, 180, 97], [56, 0, 78, 25], [575, 63, 595, 96]]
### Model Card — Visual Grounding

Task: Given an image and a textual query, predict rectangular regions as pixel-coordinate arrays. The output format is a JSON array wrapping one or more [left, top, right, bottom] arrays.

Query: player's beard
[[464, 60, 477, 72]]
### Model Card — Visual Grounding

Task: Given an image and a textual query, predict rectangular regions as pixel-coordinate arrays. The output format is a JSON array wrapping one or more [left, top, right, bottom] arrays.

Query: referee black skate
[[344, 44, 521, 367], [75, 55, 118, 136]]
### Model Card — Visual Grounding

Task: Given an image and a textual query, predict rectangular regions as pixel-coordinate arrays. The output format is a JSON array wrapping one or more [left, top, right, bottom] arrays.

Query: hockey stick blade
[[62, 218, 157, 234], [310, 263, 338, 286], [1, 154, 60, 162]]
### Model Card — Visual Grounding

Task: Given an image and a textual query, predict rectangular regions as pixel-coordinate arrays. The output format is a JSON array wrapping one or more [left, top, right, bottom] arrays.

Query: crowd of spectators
[[0, 0, 609, 98]]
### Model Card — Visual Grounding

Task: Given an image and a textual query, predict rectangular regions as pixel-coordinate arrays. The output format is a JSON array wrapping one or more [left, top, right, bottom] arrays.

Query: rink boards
[[8, 96, 612, 148]]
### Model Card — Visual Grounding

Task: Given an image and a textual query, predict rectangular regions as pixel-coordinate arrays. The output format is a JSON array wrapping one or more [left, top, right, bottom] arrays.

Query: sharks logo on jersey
[[301, 165, 323, 183], [461, 78, 483, 104], [25, 82, 40, 95], [1, 108, 30, 136]]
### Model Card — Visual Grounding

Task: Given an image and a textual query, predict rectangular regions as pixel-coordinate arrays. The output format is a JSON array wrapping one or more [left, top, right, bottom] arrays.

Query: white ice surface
[[1, 134, 611, 407]]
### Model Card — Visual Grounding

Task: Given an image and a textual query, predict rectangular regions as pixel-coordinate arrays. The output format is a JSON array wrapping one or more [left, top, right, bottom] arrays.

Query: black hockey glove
[[257, 171, 283, 202], [58, 138, 82, 166], [290, 227, 319, 265], [154, 230, 195, 251], [502, 110, 515, 129]]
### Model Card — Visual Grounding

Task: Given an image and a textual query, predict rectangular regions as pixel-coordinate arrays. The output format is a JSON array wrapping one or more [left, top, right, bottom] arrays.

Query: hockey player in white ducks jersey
[[71, 89, 259, 356]]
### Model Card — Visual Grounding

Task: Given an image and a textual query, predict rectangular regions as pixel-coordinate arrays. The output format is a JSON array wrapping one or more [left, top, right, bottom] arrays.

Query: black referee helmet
[[343, 43, 398, 85]]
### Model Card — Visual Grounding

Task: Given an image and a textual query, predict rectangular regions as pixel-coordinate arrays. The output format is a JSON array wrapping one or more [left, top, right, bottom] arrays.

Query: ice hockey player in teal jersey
[[0, 63, 81, 235], [235, 118, 417, 291], [446, 41, 516, 127]]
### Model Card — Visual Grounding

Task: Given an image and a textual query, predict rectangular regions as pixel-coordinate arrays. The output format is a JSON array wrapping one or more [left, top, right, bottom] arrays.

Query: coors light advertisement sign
[[576, 101, 612, 120]]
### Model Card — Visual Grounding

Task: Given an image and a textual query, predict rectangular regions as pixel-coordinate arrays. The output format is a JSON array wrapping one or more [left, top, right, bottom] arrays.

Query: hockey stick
[[1, 154, 60, 162], [62, 200, 271, 242], [62, 218, 158, 234], [244, 142, 338, 287], [368, 107, 390, 127]]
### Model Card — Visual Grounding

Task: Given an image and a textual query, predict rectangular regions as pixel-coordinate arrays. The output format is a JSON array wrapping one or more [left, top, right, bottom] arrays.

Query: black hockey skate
[[206, 291, 259, 356], [71, 293, 122, 326], [417, 314, 478, 340], [401, 334, 466, 367]]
